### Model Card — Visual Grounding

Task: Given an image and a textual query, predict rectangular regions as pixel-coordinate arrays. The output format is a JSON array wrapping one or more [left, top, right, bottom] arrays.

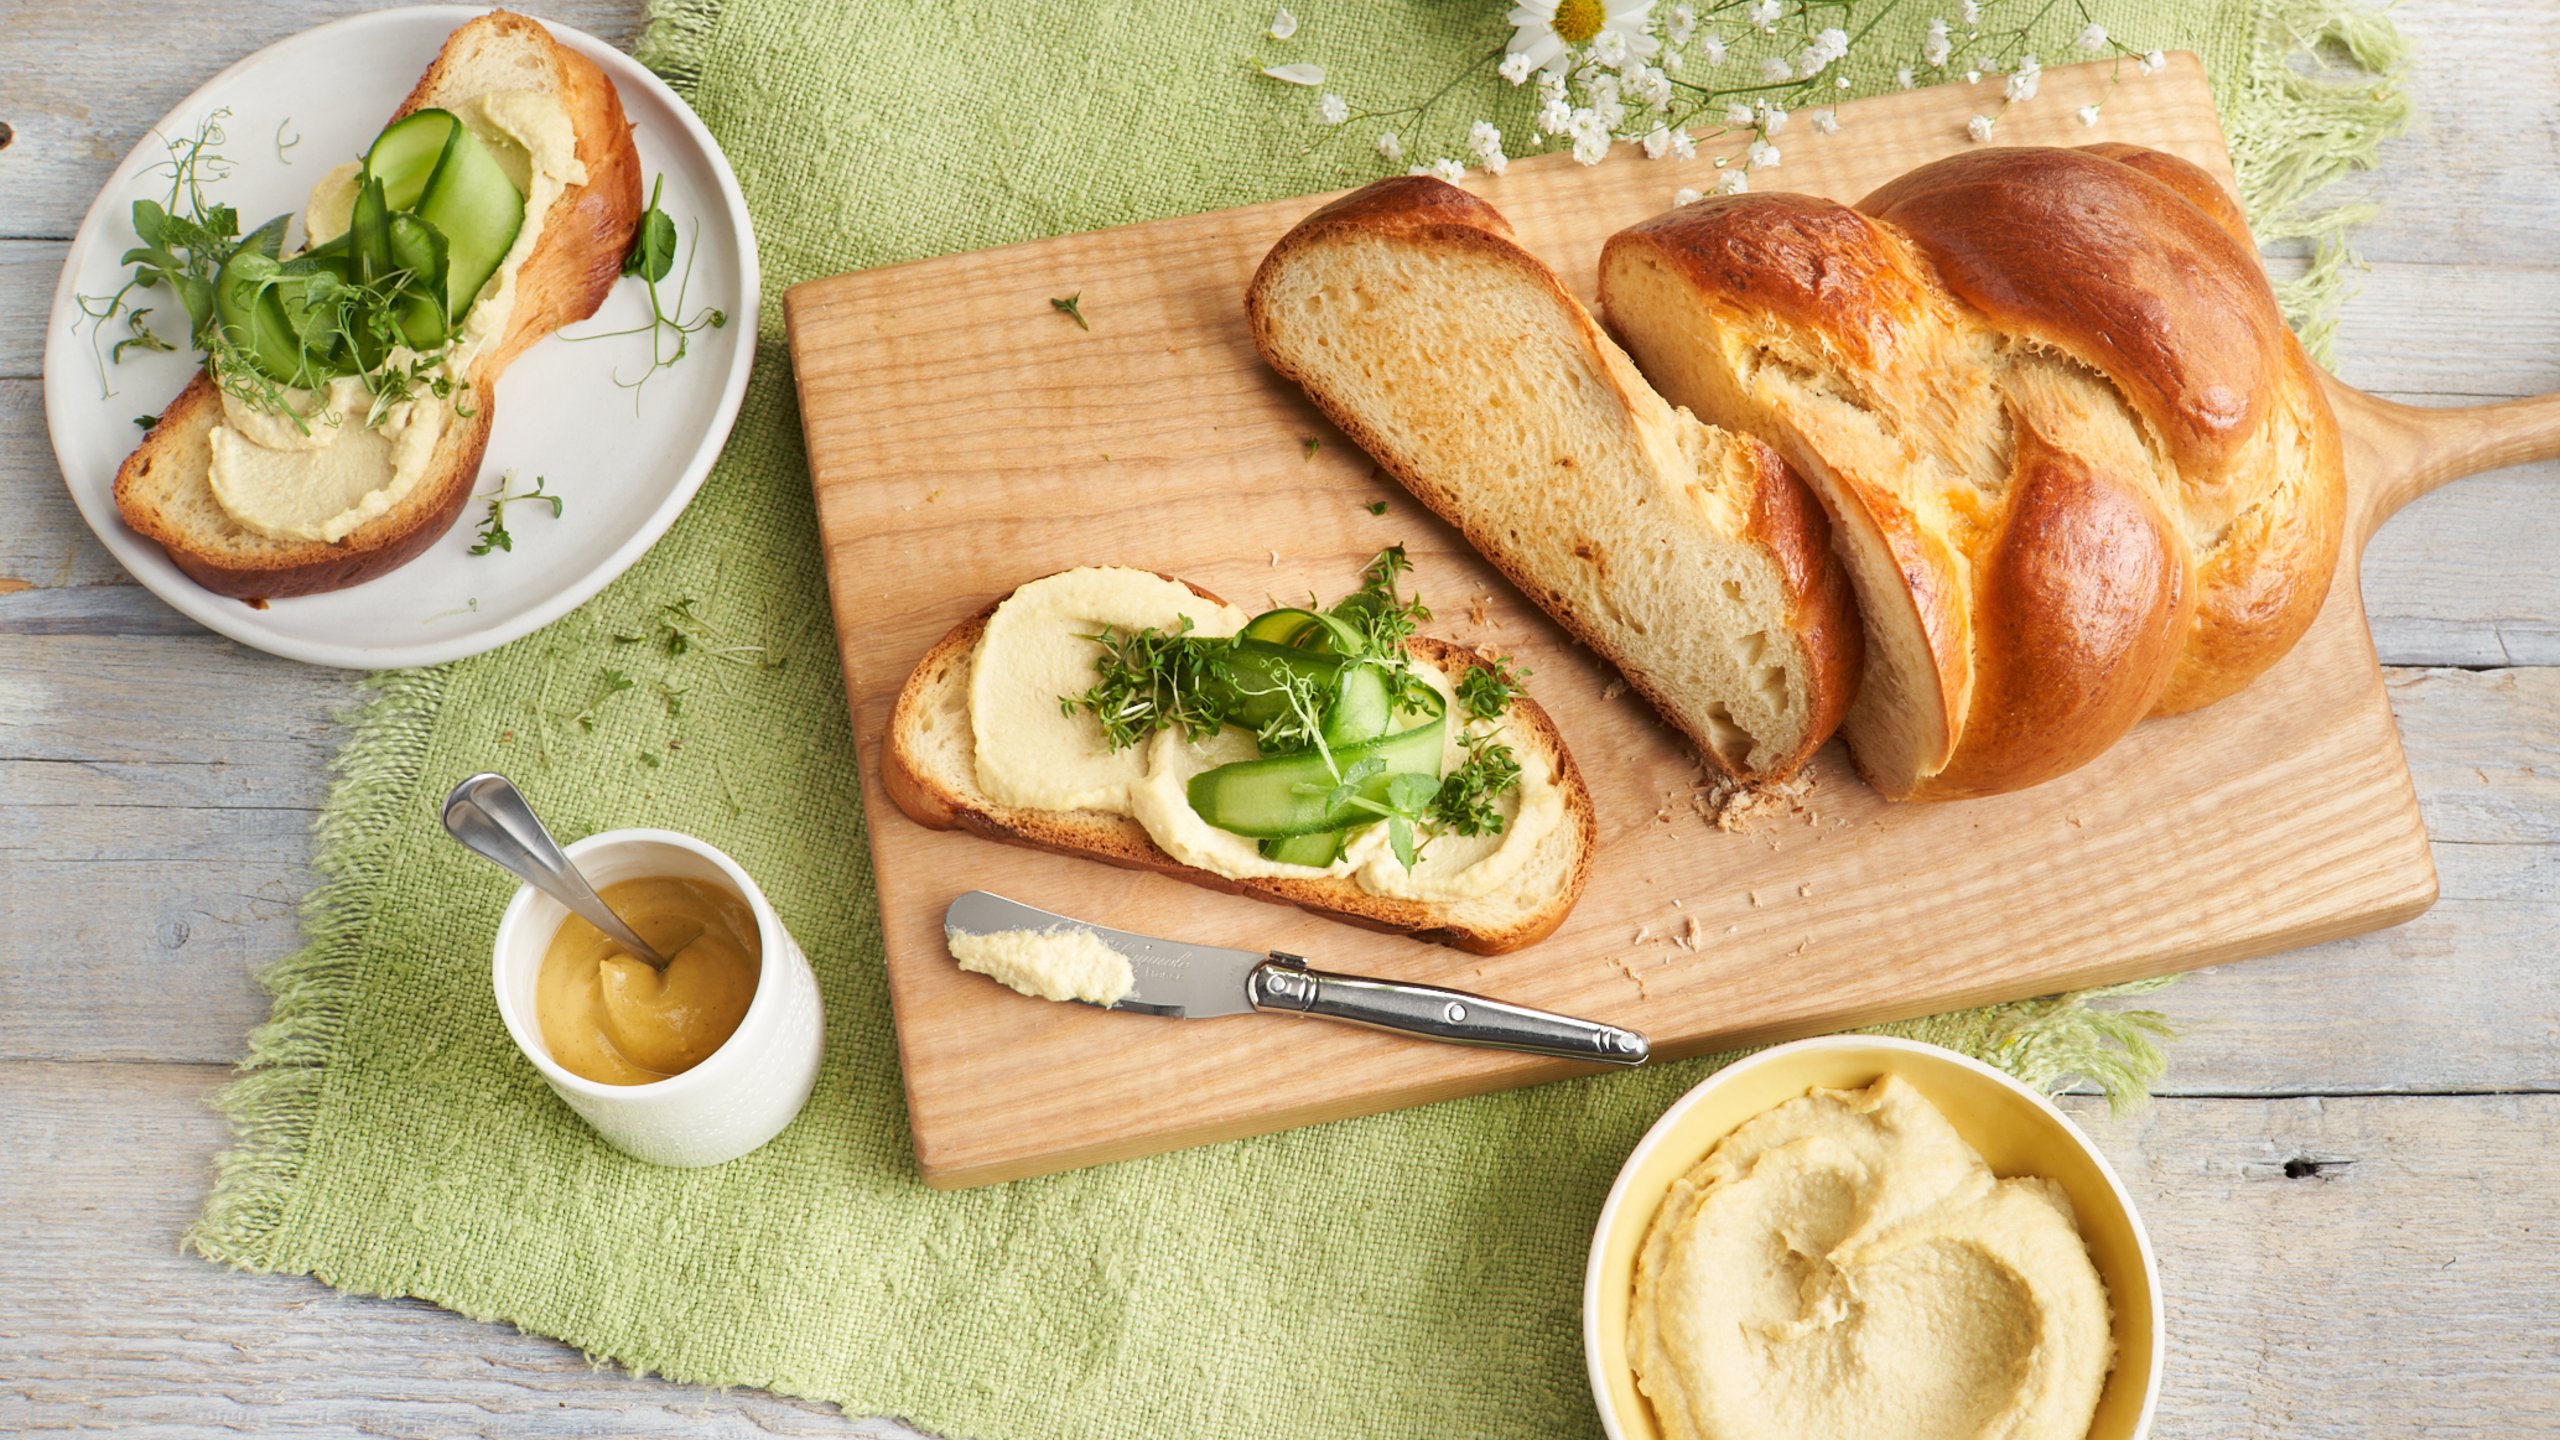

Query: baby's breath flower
[[1468, 119, 1509, 175], [1722, 102, 1753, 127], [2004, 54, 2040, 102], [1570, 115, 1612, 164], [1674, 186, 1705, 206], [1959, 0, 1981, 25], [1923, 18, 1952, 68], [1500, 51, 1537, 85], [1669, 127, 1696, 159], [1376, 130, 1404, 161], [1747, 0, 1781, 31], [1758, 54, 1794, 83], [1318, 93, 1349, 125], [1414, 156, 1466, 182], [1718, 168, 1750, 194], [1627, 63, 1673, 108], [2077, 23, 2109, 53], [1537, 94, 1576, 135], [1699, 32, 1726, 65], [1967, 113, 1995, 142], [1898, 65, 1915, 88], [1810, 108, 1839, 135], [1269, 6, 1297, 40], [1965, 68, 1982, 84], [1748, 138, 1780, 169], [1797, 26, 1849, 76], [1641, 126, 1671, 159], [1592, 28, 1632, 69], [1762, 104, 1788, 135], [1262, 62, 1324, 86], [1666, 4, 1696, 46], [2076, 104, 2101, 126], [2139, 49, 2167, 74]]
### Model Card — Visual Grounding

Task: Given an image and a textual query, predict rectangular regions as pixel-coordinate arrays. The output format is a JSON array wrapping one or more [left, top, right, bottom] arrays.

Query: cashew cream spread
[[1632, 1075, 2114, 1440], [965, 567, 1562, 902], [207, 89, 586, 543], [945, 927, 1135, 1007]]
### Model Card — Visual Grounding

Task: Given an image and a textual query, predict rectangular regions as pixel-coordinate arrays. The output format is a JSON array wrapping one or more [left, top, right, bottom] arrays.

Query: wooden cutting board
[[785, 54, 2560, 1188]]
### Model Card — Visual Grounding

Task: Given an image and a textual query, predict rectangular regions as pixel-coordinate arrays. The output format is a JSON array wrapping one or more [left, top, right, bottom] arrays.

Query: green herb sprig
[[1062, 616, 1235, 750], [1050, 292, 1089, 330], [564, 175, 727, 404], [469, 473, 560, 555], [1429, 731, 1522, 838], [1456, 652, 1528, 723]]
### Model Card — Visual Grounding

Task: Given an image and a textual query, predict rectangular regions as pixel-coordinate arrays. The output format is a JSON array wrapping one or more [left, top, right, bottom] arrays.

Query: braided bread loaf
[[1600, 144, 2345, 800]]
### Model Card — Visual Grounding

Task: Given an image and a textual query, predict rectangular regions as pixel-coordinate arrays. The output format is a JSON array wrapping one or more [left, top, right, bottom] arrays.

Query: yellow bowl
[[1583, 1036, 2164, 1440]]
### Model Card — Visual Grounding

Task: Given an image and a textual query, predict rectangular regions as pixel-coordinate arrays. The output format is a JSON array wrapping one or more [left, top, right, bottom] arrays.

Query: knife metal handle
[[1246, 957, 1649, 1066]]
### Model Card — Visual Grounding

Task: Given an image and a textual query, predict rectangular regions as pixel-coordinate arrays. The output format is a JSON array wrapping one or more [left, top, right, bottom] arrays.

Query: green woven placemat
[[190, 3, 2410, 1435]]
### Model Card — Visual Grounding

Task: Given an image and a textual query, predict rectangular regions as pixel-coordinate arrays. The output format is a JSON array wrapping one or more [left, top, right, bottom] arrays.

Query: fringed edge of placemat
[[633, 0, 725, 97], [2230, 0, 2418, 361], [187, 666, 455, 1269]]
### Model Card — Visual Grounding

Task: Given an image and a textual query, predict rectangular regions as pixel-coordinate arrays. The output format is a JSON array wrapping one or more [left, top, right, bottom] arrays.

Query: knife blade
[[940, 891, 1650, 1065]]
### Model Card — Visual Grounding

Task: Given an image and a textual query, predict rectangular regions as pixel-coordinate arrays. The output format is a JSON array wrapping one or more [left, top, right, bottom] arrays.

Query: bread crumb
[[1467, 595, 1490, 627], [1748, 890, 1762, 907], [1684, 915, 1706, 949], [1602, 679, 1628, 701], [1634, 925, 1651, 943], [1697, 768, 1821, 833], [1671, 898, 1683, 909], [1268, 549, 1280, 567], [1797, 882, 1813, 898]]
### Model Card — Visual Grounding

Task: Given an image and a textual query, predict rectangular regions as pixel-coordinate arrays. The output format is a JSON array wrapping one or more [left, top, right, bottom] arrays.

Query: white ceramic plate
[[42, 5, 757, 669]]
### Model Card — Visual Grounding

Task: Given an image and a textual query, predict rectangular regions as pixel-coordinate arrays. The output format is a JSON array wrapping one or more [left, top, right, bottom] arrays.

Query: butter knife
[[943, 891, 1650, 1066]]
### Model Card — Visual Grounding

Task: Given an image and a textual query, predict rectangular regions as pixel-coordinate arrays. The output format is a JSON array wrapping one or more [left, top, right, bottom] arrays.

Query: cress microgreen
[[1049, 292, 1089, 330], [468, 472, 560, 555], [565, 175, 727, 405], [1062, 616, 1236, 750], [1455, 653, 1528, 723], [1429, 731, 1522, 838]]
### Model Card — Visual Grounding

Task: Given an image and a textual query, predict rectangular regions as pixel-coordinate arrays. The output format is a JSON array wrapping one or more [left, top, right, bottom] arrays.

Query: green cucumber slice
[[1186, 697, 1447, 839], [1321, 663, 1393, 748], [212, 215, 322, 385], [364, 110, 460, 210], [1259, 831, 1347, 867]]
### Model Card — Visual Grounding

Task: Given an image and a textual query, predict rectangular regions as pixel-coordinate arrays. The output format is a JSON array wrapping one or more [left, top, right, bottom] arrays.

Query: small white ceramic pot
[[491, 828, 824, 1167]]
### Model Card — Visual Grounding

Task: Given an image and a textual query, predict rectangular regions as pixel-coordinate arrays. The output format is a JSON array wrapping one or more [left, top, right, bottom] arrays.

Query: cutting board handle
[[2324, 376, 2560, 545]]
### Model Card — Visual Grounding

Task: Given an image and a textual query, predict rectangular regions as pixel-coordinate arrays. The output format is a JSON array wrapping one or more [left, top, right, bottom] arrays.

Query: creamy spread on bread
[[1631, 1075, 2115, 1440], [207, 89, 584, 543], [966, 567, 1560, 902], [945, 926, 1135, 1007]]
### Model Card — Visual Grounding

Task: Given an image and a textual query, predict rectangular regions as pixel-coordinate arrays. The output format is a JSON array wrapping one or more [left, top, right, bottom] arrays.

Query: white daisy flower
[[1674, 186, 1705, 206], [1269, 6, 1298, 40], [1262, 62, 1325, 86], [1967, 113, 1996, 142], [2077, 23, 2108, 53], [1718, 168, 1750, 194], [1506, 0, 1659, 77], [1376, 130, 1404, 162]]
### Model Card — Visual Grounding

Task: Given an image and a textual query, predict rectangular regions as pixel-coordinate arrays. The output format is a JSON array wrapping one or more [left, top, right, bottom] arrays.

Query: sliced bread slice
[[884, 586, 1597, 956], [1246, 177, 1861, 781], [113, 10, 644, 600]]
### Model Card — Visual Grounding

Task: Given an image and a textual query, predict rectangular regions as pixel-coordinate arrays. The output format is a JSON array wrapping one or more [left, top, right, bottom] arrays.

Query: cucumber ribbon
[[213, 108, 526, 388]]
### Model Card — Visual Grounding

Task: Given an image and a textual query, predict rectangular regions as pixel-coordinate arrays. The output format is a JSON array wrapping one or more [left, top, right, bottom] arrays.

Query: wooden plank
[[783, 57, 2482, 1185], [7, 1060, 2554, 1434], [0, 0, 639, 242]]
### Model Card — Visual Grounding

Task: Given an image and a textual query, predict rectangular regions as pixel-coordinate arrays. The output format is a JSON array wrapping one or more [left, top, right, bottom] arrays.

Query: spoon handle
[[441, 773, 674, 970]]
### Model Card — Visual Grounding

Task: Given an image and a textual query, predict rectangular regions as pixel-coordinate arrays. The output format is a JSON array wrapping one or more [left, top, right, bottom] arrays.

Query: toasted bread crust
[[884, 584, 1597, 955], [111, 11, 643, 601]]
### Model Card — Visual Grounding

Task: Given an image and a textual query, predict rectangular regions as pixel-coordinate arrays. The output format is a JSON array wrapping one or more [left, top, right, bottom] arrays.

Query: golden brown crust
[[110, 11, 642, 602], [883, 583, 1596, 956], [1602, 146, 2347, 801], [1859, 146, 2283, 478], [1249, 177, 1861, 781]]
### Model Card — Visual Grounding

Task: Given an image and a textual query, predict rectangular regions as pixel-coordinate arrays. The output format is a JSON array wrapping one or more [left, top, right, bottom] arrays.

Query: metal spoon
[[440, 772, 674, 971]]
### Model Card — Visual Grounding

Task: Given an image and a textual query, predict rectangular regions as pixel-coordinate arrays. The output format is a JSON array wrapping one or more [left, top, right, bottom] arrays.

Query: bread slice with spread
[[885, 560, 1596, 955], [113, 10, 643, 601], [1247, 177, 1861, 782]]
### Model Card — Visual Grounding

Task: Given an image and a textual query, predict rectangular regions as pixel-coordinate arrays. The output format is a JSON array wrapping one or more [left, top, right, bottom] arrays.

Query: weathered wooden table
[[5, 3, 2554, 1433]]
